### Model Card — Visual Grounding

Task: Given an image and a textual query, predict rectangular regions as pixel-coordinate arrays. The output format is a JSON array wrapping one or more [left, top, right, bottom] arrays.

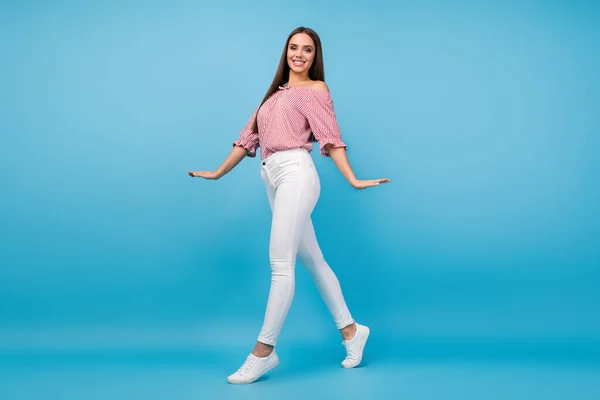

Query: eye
[[304, 48, 312, 53]]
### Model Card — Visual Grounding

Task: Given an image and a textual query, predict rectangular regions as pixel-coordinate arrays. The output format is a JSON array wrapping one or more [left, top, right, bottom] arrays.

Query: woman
[[189, 26, 390, 384]]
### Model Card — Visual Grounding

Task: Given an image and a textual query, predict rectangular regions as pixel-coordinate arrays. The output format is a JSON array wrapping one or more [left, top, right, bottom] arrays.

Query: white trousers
[[257, 148, 355, 346]]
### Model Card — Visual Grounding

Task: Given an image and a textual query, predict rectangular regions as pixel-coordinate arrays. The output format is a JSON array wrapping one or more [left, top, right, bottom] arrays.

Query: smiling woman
[[187, 26, 390, 384]]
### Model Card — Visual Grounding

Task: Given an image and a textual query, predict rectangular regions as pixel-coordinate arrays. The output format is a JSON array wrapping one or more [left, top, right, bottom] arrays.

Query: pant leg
[[297, 218, 355, 330], [257, 166, 319, 346]]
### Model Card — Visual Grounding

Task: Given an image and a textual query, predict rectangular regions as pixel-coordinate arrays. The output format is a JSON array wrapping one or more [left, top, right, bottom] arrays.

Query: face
[[287, 33, 316, 76]]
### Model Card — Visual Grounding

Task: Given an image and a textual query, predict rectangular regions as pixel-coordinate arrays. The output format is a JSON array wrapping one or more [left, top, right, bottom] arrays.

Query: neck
[[287, 71, 311, 86]]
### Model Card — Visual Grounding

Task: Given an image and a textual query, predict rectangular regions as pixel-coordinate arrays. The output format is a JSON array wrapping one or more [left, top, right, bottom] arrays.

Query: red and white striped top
[[233, 85, 347, 160]]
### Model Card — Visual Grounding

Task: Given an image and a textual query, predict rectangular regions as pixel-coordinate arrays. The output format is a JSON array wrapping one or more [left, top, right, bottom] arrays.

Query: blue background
[[1, 0, 599, 398]]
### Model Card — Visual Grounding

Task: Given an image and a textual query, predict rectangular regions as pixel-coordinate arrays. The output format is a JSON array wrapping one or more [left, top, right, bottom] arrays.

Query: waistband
[[261, 148, 311, 167]]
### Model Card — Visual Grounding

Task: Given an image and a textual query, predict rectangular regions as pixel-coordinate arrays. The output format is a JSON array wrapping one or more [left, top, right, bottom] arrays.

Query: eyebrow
[[289, 42, 314, 49]]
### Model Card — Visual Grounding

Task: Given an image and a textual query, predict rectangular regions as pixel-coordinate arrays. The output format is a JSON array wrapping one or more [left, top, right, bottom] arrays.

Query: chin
[[290, 66, 308, 74]]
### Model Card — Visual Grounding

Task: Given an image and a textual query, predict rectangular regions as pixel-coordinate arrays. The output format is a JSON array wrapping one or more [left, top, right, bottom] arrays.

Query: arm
[[306, 82, 390, 189], [327, 145, 390, 189], [188, 107, 259, 180], [188, 145, 248, 180], [327, 145, 357, 184]]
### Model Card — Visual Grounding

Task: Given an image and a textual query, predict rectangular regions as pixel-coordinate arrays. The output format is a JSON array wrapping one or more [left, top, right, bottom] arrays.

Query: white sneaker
[[341, 323, 370, 368], [227, 351, 279, 384]]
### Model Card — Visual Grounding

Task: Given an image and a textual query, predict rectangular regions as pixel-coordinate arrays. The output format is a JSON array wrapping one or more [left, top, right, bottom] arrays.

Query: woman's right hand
[[188, 146, 248, 181], [188, 170, 221, 180]]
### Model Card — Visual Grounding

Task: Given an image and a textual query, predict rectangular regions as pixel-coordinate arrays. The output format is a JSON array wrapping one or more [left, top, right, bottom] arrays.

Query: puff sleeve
[[306, 89, 347, 157], [233, 107, 260, 157]]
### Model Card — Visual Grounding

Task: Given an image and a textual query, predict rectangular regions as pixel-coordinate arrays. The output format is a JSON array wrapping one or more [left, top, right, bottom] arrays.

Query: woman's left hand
[[351, 178, 390, 190]]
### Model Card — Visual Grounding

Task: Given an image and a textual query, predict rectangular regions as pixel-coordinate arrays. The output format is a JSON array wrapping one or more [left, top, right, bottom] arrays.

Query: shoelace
[[342, 339, 359, 359], [237, 355, 258, 375], [344, 346, 359, 360]]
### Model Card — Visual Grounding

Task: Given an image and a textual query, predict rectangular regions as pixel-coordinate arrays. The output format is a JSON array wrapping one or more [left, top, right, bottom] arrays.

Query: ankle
[[340, 323, 357, 340], [252, 349, 273, 358], [252, 342, 274, 358]]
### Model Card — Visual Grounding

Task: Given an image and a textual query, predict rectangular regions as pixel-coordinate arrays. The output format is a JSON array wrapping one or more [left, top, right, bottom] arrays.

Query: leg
[[255, 173, 319, 348], [227, 168, 318, 384], [297, 217, 370, 369], [296, 218, 356, 337], [251, 183, 277, 357]]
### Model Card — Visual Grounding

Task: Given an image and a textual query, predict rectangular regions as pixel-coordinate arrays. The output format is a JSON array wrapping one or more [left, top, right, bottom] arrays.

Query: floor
[[2, 336, 599, 400]]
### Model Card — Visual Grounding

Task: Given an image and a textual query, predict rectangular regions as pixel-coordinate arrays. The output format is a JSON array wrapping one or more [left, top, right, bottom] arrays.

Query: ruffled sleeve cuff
[[233, 135, 259, 158], [318, 138, 346, 157], [233, 107, 260, 157]]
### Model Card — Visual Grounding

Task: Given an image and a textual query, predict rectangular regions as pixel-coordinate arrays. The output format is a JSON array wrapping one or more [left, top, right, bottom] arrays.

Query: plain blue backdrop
[[1, 0, 599, 398]]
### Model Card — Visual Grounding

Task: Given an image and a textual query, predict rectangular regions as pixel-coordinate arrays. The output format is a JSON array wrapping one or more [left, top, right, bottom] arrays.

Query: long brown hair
[[250, 26, 325, 138]]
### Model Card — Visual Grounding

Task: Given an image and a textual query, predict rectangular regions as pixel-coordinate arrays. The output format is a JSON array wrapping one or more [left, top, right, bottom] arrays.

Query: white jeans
[[257, 148, 355, 346]]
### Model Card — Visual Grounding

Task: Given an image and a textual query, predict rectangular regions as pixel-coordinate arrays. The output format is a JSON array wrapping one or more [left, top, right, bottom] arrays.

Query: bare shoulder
[[308, 80, 330, 92]]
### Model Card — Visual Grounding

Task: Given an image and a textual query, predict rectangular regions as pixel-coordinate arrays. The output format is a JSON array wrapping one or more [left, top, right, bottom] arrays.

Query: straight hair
[[250, 26, 325, 142]]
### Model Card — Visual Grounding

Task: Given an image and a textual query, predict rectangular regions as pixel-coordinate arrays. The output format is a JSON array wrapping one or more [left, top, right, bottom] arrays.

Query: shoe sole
[[227, 359, 280, 384], [342, 326, 370, 369]]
